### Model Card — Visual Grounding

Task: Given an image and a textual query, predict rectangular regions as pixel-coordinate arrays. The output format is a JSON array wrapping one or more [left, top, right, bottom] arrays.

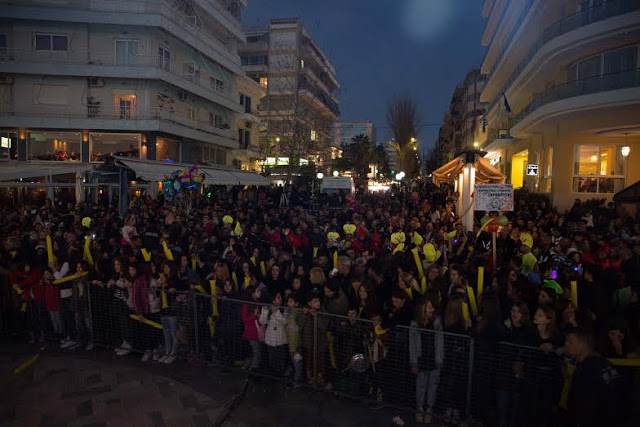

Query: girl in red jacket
[[241, 285, 265, 371], [43, 268, 64, 338]]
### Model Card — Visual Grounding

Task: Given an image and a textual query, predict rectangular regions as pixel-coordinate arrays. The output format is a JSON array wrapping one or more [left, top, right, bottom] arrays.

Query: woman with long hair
[[442, 294, 471, 425], [410, 291, 443, 424], [108, 257, 132, 355]]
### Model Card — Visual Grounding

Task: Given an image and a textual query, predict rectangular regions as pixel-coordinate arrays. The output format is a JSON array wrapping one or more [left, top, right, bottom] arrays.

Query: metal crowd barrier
[[29, 285, 640, 424]]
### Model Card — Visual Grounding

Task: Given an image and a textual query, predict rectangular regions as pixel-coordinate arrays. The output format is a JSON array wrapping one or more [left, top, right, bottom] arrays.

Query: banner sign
[[474, 184, 514, 211]]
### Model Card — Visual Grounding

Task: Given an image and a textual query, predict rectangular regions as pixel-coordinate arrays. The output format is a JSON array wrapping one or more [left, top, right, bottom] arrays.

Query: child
[[43, 268, 63, 339], [285, 294, 303, 386], [259, 291, 288, 376], [240, 285, 265, 371], [301, 293, 328, 386]]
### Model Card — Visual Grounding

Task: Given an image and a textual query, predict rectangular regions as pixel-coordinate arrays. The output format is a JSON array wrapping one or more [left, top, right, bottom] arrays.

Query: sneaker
[[61, 339, 77, 349], [444, 408, 453, 424], [116, 348, 131, 356], [121, 341, 132, 350], [141, 350, 152, 362], [163, 355, 176, 364], [416, 408, 424, 424], [152, 349, 161, 361], [85, 343, 95, 351], [452, 409, 460, 425], [158, 355, 168, 363], [424, 407, 433, 424]]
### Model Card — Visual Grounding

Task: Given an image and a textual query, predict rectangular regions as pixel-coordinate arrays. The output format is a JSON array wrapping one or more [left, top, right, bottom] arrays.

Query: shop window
[[90, 132, 140, 162], [157, 137, 180, 162], [573, 145, 625, 193], [28, 131, 81, 161]]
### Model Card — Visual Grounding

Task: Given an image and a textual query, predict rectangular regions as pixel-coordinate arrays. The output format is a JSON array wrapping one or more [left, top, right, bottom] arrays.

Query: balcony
[[0, 104, 237, 148], [0, 49, 242, 112], [0, 0, 243, 74], [485, 0, 640, 113]]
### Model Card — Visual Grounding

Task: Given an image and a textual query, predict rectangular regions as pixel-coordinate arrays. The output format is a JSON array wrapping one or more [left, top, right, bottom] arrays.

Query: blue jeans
[[161, 316, 178, 356], [416, 369, 440, 409]]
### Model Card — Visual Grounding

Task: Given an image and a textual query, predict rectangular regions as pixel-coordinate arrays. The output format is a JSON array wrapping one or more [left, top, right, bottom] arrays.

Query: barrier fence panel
[[30, 286, 640, 424]]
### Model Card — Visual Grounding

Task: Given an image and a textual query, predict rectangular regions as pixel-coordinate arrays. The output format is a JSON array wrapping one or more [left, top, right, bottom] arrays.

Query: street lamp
[[275, 137, 280, 142], [473, 141, 480, 148], [332, 170, 339, 177], [316, 172, 324, 179]]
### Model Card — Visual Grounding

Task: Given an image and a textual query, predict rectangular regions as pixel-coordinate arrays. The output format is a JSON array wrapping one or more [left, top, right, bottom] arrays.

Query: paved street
[[0, 342, 409, 427]]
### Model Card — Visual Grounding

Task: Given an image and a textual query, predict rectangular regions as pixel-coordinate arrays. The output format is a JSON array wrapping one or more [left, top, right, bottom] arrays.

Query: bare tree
[[387, 94, 421, 175]]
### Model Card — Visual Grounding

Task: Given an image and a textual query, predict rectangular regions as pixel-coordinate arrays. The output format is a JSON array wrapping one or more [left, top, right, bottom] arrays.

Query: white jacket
[[259, 307, 288, 347]]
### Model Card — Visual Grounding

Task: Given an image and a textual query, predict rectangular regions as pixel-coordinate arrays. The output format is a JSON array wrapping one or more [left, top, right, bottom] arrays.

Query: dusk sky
[[244, 0, 487, 154]]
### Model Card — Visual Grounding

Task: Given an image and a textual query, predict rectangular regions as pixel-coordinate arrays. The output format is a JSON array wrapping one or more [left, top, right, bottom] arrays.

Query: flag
[[503, 92, 512, 113]]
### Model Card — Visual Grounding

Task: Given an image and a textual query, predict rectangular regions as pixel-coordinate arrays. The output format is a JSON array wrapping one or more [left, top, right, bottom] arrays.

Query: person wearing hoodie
[[410, 291, 444, 424]]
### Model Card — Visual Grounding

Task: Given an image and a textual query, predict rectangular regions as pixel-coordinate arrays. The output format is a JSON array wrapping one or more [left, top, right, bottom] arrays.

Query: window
[[573, 145, 626, 193], [28, 131, 81, 161], [0, 34, 7, 58], [116, 94, 136, 118], [543, 146, 553, 193], [90, 133, 140, 162], [115, 40, 138, 65], [157, 137, 180, 162], [568, 45, 639, 81], [310, 130, 317, 141], [210, 112, 223, 128], [183, 62, 200, 84], [188, 107, 197, 122], [259, 77, 268, 89], [215, 148, 226, 165], [240, 55, 268, 66], [239, 93, 252, 113], [35, 34, 68, 51], [210, 77, 224, 92], [238, 128, 244, 145], [158, 46, 171, 71], [244, 130, 250, 148]]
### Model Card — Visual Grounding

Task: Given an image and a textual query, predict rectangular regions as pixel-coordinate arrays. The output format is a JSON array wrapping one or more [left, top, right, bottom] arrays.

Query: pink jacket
[[241, 303, 259, 341]]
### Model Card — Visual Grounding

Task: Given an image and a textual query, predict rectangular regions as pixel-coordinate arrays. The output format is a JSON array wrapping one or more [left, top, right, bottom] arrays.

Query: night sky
[[243, 0, 487, 154]]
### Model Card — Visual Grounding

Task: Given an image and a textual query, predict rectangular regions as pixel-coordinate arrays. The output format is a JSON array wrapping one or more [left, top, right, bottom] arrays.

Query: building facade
[[478, 0, 640, 209], [333, 121, 377, 147], [234, 74, 264, 171], [436, 67, 488, 165], [240, 18, 340, 170], [0, 0, 248, 168]]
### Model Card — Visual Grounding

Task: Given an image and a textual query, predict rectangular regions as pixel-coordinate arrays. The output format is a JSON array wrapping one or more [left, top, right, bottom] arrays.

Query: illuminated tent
[[432, 155, 505, 186]]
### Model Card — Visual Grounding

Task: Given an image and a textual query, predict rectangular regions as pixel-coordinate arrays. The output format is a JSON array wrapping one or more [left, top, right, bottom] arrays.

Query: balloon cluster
[[162, 165, 205, 201], [480, 214, 509, 233]]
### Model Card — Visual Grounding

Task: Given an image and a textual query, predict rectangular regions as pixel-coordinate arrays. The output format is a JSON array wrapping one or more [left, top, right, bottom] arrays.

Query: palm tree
[[351, 134, 373, 178]]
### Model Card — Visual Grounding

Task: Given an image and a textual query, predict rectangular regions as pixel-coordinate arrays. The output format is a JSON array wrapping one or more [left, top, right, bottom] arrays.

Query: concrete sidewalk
[[0, 343, 409, 427]]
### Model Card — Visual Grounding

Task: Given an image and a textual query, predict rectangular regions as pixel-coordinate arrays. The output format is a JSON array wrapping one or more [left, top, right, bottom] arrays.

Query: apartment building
[[478, 0, 640, 209], [333, 121, 377, 147], [240, 18, 340, 169], [234, 74, 264, 171], [0, 0, 249, 172]]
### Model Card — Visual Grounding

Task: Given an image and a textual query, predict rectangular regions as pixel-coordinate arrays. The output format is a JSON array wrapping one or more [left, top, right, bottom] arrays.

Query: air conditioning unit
[[0, 75, 14, 85], [89, 77, 105, 87], [179, 90, 188, 101]]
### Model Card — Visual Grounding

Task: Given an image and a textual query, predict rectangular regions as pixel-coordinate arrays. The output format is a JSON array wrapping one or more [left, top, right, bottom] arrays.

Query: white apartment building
[[333, 121, 377, 147], [240, 18, 340, 169], [479, 0, 640, 209], [0, 0, 249, 172], [234, 73, 264, 171]]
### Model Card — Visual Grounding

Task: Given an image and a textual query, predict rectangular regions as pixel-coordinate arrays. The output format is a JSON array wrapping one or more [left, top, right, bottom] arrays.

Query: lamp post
[[622, 133, 630, 186], [332, 170, 339, 177]]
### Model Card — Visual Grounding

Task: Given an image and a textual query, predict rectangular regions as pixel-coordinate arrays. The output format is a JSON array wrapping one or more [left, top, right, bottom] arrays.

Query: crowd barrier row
[[21, 286, 640, 424]]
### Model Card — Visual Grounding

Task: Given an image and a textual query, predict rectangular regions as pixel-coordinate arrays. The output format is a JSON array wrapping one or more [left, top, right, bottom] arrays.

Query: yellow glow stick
[[467, 286, 478, 317], [162, 241, 174, 261], [46, 235, 54, 264], [129, 314, 163, 329], [52, 271, 89, 284], [477, 266, 485, 298], [570, 281, 578, 308]]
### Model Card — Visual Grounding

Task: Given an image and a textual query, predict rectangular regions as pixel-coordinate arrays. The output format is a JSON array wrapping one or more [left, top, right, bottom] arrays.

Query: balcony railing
[[0, 49, 237, 105], [487, 0, 640, 114], [485, 68, 640, 147], [0, 104, 234, 141], [1, 0, 240, 66]]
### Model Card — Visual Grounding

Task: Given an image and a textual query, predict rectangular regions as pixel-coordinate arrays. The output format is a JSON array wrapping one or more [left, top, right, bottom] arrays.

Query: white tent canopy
[[0, 162, 94, 181], [115, 157, 269, 186]]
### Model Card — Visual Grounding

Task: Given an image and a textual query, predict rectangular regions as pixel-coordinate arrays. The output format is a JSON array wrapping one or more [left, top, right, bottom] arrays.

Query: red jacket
[[241, 303, 259, 340], [10, 269, 44, 302], [44, 280, 61, 311]]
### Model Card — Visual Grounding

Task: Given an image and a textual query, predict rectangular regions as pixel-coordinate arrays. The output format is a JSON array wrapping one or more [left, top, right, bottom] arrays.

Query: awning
[[115, 157, 268, 186], [200, 167, 238, 186], [229, 170, 270, 186], [432, 155, 505, 186], [0, 162, 94, 181]]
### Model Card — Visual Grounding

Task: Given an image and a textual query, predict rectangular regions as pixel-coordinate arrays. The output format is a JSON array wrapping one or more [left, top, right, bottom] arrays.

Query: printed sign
[[474, 184, 514, 212], [526, 164, 539, 176]]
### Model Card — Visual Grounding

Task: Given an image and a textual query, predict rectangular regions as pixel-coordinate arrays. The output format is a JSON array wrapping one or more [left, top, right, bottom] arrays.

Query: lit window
[[259, 77, 268, 89], [573, 145, 626, 193], [188, 107, 197, 122], [310, 130, 317, 141]]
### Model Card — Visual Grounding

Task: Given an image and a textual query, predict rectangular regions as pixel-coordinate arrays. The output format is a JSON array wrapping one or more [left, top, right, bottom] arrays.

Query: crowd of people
[[1, 181, 639, 426]]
